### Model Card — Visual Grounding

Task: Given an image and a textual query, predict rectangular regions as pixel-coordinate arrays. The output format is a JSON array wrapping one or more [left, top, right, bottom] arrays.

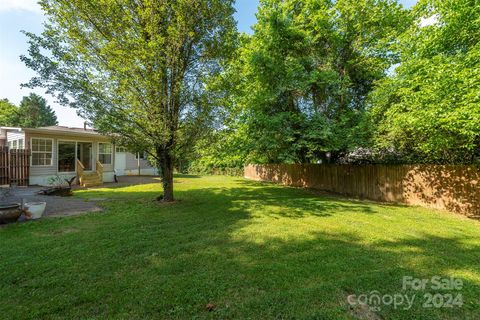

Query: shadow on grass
[[233, 178, 413, 211], [174, 173, 202, 179], [4, 177, 477, 318], [80, 178, 378, 218]]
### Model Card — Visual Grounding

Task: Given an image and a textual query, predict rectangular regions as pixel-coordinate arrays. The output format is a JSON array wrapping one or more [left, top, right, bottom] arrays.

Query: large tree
[[0, 99, 18, 126], [368, 0, 480, 163], [13, 93, 58, 128], [22, 0, 236, 201], [0, 94, 57, 127], [207, 0, 409, 165]]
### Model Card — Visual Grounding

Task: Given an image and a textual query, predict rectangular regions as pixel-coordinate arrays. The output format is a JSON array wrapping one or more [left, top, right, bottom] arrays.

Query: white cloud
[[419, 14, 439, 28], [0, 0, 42, 14]]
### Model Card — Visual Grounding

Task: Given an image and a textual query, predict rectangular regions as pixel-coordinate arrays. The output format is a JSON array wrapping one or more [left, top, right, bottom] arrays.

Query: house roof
[[1, 126, 108, 139], [36, 126, 100, 135]]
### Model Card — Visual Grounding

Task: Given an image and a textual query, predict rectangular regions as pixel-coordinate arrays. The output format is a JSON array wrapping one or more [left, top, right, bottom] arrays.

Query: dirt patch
[[47, 206, 103, 218], [347, 295, 383, 320], [86, 198, 110, 202], [51, 227, 81, 235]]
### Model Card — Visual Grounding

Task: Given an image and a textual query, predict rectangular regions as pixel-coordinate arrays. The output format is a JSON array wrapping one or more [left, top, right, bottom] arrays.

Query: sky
[[0, 0, 418, 128]]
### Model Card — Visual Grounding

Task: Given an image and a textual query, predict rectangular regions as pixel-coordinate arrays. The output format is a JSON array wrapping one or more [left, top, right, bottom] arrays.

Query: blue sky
[[0, 0, 417, 127]]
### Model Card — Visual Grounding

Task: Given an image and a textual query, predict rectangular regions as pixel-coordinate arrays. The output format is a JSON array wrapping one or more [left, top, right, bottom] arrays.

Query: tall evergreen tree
[[13, 93, 58, 128]]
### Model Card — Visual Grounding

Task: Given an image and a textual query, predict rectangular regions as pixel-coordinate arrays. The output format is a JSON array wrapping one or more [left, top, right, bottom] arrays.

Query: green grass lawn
[[1, 175, 479, 319]]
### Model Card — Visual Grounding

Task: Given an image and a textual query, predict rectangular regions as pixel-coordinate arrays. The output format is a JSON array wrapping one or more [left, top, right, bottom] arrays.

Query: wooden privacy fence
[[0, 147, 30, 186], [244, 164, 480, 218]]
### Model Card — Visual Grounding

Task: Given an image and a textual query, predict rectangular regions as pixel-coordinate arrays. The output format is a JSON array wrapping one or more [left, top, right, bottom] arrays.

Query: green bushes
[[188, 161, 244, 177]]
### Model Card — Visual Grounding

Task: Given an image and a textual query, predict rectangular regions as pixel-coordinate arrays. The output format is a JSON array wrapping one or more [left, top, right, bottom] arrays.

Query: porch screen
[[58, 141, 76, 172]]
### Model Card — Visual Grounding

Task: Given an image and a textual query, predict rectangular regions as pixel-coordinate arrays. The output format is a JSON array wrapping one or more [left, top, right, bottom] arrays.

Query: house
[[0, 126, 158, 186]]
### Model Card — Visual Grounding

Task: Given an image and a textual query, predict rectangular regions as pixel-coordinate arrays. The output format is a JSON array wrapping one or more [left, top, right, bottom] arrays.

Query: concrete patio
[[5, 176, 164, 219]]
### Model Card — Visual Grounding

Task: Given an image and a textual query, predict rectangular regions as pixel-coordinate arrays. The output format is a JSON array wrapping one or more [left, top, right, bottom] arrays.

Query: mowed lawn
[[1, 176, 479, 319]]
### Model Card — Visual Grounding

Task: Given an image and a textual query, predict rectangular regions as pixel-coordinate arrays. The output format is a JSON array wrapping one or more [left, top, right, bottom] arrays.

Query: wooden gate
[[0, 147, 30, 186]]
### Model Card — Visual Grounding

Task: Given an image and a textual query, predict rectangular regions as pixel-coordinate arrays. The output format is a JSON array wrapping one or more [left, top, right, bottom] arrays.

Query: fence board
[[244, 164, 480, 218], [0, 148, 30, 186], [0, 146, 8, 185], [11, 149, 30, 186]]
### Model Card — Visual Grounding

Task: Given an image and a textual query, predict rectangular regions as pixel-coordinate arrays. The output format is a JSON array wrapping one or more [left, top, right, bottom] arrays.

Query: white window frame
[[30, 137, 54, 167], [115, 146, 127, 153], [98, 142, 113, 165], [18, 139, 24, 149]]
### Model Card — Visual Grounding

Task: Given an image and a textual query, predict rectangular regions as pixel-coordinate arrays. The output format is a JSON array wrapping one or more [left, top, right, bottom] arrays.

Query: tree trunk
[[157, 148, 175, 202]]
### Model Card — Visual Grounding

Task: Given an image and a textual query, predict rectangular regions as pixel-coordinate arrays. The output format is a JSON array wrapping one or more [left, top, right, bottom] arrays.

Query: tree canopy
[[22, 0, 237, 201], [194, 0, 410, 167], [368, 0, 480, 163], [0, 94, 57, 128], [15, 93, 58, 128], [192, 0, 480, 169], [0, 99, 18, 127], [22, 0, 480, 186]]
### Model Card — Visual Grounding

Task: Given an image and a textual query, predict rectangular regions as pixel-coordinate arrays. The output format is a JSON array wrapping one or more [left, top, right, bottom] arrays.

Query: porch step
[[79, 172, 103, 187]]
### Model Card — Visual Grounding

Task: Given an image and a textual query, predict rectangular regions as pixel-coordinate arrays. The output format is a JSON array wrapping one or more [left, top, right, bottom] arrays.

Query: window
[[31, 138, 53, 166], [7, 139, 23, 149], [115, 146, 127, 153], [98, 143, 112, 165], [135, 152, 146, 160]]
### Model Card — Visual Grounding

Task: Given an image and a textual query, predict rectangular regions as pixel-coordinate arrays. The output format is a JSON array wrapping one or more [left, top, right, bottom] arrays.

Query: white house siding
[[23, 132, 115, 186], [123, 152, 159, 176]]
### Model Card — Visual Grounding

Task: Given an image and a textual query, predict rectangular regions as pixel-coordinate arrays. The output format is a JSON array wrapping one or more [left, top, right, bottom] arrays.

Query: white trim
[[0, 127, 22, 131], [30, 137, 54, 167], [24, 127, 104, 138]]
